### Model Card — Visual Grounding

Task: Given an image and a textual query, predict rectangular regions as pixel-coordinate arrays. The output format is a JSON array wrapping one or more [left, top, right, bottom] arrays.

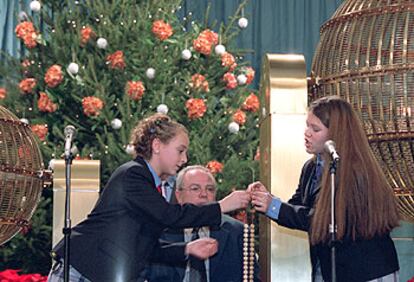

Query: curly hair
[[129, 113, 188, 160]]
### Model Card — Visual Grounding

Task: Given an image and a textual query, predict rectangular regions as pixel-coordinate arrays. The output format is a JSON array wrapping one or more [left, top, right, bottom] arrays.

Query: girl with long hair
[[250, 96, 400, 282]]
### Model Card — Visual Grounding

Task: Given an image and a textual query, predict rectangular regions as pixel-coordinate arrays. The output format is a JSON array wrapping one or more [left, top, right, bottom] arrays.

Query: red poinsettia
[[82, 96, 104, 117], [22, 32, 37, 48], [15, 22, 35, 39], [125, 81, 145, 101], [0, 87, 7, 99], [190, 74, 209, 92], [19, 78, 36, 94], [193, 29, 218, 55], [185, 98, 207, 120], [38, 92, 58, 113], [222, 72, 237, 90], [106, 50, 126, 70], [152, 20, 173, 40], [31, 124, 48, 141], [44, 65, 64, 88], [15, 21, 38, 49], [80, 26, 95, 45], [242, 93, 260, 112], [243, 66, 255, 84], [232, 109, 246, 125], [221, 52, 237, 71], [206, 160, 224, 175], [0, 269, 47, 282]]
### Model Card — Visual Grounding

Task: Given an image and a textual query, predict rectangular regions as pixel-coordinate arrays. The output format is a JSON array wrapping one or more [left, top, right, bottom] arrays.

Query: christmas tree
[[0, 0, 259, 273]]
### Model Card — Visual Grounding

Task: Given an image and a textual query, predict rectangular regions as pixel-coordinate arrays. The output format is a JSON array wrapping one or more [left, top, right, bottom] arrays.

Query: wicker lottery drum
[[0, 105, 45, 245], [311, 0, 414, 221]]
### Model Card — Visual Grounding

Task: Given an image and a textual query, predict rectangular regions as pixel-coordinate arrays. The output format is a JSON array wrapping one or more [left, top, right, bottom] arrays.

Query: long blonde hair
[[309, 96, 400, 245]]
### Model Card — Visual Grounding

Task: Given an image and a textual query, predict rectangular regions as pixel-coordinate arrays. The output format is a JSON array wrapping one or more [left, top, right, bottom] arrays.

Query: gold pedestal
[[52, 160, 100, 247], [259, 54, 311, 281]]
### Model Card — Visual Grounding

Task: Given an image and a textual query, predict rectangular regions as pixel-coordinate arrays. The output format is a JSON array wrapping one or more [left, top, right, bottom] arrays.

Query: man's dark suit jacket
[[275, 158, 399, 282], [144, 214, 261, 282], [53, 157, 221, 282]]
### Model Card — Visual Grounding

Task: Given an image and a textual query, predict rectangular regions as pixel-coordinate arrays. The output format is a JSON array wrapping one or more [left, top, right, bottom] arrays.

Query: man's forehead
[[183, 169, 215, 185]]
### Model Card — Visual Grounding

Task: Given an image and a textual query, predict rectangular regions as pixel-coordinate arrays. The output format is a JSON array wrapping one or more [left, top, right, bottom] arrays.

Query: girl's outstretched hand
[[218, 190, 251, 213], [248, 181, 273, 213]]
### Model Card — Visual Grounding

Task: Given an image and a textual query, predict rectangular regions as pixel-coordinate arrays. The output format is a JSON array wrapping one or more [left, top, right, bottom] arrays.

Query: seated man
[[145, 165, 261, 282]]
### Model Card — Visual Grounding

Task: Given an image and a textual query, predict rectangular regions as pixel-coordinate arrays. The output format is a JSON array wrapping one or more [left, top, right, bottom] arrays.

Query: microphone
[[324, 140, 340, 162], [64, 125, 77, 159]]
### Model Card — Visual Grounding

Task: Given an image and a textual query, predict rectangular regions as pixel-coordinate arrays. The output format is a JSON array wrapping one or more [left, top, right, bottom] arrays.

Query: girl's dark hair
[[309, 96, 400, 244], [130, 113, 187, 160]]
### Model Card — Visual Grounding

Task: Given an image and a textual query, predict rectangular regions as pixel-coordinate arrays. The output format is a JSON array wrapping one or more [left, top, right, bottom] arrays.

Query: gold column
[[52, 160, 100, 247], [259, 54, 311, 281]]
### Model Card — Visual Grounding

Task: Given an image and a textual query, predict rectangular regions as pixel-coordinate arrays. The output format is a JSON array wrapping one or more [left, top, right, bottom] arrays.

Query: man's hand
[[185, 238, 218, 259], [218, 190, 251, 213]]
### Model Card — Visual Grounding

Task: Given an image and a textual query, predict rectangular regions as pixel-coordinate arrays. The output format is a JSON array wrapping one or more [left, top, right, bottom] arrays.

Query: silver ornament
[[156, 104, 169, 114], [67, 62, 79, 75], [146, 68, 156, 79], [238, 17, 248, 29], [215, 44, 226, 55], [111, 118, 122, 129], [30, 1, 41, 12], [237, 74, 247, 85], [228, 122, 240, 134], [181, 49, 192, 60], [96, 37, 108, 49]]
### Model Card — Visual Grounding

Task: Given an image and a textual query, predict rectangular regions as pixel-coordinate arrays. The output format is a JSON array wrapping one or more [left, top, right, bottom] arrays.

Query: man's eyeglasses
[[179, 185, 216, 194]]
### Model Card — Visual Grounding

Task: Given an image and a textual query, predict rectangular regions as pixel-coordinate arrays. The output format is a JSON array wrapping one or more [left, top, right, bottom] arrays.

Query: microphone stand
[[63, 150, 74, 282], [328, 159, 338, 282]]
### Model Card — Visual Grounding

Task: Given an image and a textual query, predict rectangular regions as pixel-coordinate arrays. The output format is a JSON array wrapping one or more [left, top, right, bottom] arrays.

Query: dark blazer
[[53, 157, 221, 282], [145, 215, 261, 282], [276, 158, 399, 282]]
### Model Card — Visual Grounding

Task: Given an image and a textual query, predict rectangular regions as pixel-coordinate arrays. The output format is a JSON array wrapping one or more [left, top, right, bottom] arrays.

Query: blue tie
[[310, 161, 323, 194]]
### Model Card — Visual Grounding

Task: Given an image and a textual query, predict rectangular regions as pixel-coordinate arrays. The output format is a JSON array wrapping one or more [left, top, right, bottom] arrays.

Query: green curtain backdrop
[[179, 0, 343, 74]]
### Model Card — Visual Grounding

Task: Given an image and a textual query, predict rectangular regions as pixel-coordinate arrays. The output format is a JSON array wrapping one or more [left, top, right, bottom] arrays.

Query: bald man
[[145, 165, 261, 282]]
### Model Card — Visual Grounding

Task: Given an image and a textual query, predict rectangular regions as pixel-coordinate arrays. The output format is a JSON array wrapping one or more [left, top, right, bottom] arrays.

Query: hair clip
[[154, 119, 162, 126], [149, 127, 156, 134]]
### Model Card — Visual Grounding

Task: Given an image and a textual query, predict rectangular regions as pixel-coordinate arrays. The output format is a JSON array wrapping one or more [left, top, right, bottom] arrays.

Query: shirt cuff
[[266, 197, 282, 220]]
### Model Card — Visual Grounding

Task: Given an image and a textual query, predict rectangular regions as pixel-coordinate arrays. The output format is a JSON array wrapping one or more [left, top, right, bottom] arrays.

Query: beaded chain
[[242, 209, 256, 282]]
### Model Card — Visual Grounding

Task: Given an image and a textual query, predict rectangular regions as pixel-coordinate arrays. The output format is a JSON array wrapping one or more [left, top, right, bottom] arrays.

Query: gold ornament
[[312, 0, 414, 221]]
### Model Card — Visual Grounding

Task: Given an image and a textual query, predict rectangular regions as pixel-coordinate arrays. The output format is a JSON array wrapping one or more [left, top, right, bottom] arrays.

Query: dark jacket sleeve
[[123, 164, 222, 228], [277, 202, 314, 231]]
